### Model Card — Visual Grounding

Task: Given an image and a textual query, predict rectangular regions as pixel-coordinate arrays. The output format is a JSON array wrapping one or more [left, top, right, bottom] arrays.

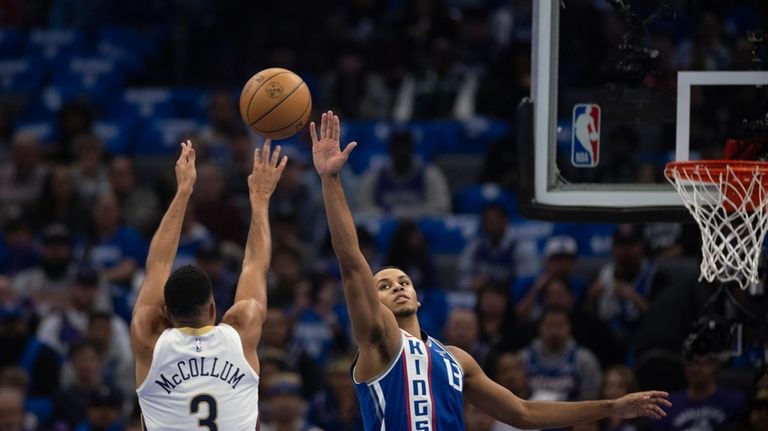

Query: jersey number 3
[[190, 394, 218, 431]]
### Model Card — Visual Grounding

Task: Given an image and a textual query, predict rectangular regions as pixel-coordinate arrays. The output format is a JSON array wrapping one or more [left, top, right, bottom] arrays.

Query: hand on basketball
[[175, 140, 196, 195], [248, 139, 288, 201], [611, 391, 671, 420], [310, 110, 357, 177]]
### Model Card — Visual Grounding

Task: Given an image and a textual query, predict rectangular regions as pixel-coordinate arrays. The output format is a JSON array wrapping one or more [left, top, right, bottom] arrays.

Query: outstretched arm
[[311, 111, 400, 364], [131, 141, 196, 385], [222, 140, 286, 370], [450, 347, 671, 429]]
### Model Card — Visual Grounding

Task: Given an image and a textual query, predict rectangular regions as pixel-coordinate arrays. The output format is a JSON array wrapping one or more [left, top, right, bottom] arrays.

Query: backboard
[[520, 0, 768, 221]]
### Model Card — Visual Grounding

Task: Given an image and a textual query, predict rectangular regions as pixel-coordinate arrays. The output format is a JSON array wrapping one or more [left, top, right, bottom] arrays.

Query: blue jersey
[[353, 330, 465, 431]]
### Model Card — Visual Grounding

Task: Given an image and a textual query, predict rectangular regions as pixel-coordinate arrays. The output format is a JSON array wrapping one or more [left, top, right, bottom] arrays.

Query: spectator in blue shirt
[[459, 204, 518, 291], [356, 130, 451, 217], [77, 192, 146, 288]]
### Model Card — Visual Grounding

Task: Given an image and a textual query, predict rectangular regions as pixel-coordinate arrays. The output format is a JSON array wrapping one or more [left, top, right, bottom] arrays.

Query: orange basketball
[[239, 68, 312, 140]]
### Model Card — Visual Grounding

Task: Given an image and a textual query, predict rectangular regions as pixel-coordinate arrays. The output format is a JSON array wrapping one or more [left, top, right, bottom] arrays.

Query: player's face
[[375, 268, 418, 318]]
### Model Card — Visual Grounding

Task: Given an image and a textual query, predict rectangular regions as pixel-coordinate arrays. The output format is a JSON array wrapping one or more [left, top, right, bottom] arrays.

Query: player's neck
[[396, 314, 422, 338], [173, 316, 214, 329]]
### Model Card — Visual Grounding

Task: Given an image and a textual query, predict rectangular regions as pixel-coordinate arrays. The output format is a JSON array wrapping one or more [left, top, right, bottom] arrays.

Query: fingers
[[320, 112, 328, 140], [342, 141, 357, 159], [648, 391, 669, 399], [186, 139, 195, 163], [253, 146, 262, 169], [261, 139, 271, 164], [276, 155, 288, 174], [309, 121, 318, 143], [270, 144, 282, 167], [331, 112, 340, 141], [646, 404, 666, 419]]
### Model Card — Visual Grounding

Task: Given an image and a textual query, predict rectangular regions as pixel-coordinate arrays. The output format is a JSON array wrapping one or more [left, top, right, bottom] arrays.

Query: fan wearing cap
[[513, 235, 586, 323], [131, 140, 286, 430]]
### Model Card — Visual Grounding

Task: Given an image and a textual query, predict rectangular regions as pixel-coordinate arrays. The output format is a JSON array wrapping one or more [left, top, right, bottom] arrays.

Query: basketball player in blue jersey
[[310, 111, 672, 431], [131, 140, 287, 430]]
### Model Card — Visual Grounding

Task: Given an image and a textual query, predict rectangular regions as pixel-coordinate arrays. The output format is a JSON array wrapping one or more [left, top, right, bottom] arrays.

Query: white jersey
[[137, 323, 259, 431]]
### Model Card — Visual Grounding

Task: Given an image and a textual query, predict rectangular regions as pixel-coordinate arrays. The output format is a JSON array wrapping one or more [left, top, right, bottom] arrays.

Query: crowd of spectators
[[0, 1, 767, 431]]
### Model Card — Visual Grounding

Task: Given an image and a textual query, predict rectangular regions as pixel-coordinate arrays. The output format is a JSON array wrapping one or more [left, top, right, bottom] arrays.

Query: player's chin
[[393, 304, 418, 318]]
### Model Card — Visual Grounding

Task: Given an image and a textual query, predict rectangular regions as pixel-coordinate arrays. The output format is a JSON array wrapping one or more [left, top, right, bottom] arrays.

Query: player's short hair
[[373, 266, 407, 278], [164, 265, 213, 320]]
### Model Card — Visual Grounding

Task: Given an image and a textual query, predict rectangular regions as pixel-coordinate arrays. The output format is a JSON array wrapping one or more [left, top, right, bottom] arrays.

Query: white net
[[665, 162, 768, 289]]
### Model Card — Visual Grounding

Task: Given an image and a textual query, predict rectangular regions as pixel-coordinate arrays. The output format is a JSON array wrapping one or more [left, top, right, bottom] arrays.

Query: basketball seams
[[248, 79, 305, 127], [255, 87, 312, 137], [243, 70, 291, 123]]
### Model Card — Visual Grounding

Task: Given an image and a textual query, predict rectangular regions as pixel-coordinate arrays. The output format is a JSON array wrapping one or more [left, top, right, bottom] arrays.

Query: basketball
[[239, 68, 312, 140]]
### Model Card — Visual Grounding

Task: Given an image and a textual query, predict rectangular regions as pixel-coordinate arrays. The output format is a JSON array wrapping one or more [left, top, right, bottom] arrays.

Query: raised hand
[[175, 140, 196, 195], [310, 110, 357, 177], [248, 139, 288, 201], [612, 391, 671, 420]]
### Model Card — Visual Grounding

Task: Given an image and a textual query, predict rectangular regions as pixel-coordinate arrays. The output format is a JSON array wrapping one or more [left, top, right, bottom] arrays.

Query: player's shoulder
[[130, 305, 169, 342]]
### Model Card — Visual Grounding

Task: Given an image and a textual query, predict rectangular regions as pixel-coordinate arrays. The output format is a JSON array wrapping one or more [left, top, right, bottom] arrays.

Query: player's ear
[[417, 301, 421, 308]]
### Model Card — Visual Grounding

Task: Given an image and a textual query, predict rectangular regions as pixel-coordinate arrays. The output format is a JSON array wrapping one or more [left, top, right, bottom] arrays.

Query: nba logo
[[571, 104, 600, 167]]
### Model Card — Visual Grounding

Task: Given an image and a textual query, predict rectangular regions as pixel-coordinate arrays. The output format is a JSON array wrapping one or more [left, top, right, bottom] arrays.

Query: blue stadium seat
[[134, 118, 202, 155], [20, 85, 81, 120], [0, 58, 46, 95], [417, 216, 477, 255], [26, 29, 85, 63], [342, 121, 390, 174], [409, 121, 463, 160], [51, 56, 124, 96], [461, 118, 510, 154], [453, 183, 518, 218], [96, 27, 152, 74], [170, 88, 209, 121], [94, 118, 137, 155], [552, 223, 616, 257], [0, 29, 26, 57], [109, 88, 177, 120]]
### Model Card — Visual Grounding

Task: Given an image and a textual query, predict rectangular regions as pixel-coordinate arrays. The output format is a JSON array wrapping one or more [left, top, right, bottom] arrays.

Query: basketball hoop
[[665, 161, 768, 289]]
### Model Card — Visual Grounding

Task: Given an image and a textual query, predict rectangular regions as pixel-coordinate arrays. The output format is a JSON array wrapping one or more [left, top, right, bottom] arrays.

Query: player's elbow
[[506, 400, 538, 430]]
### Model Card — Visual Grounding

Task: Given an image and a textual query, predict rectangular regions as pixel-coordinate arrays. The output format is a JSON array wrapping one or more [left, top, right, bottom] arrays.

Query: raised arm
[[131, 141, 196, 385], [311, 111, 400, 367], [450, 347, 671, 429], [222, 140, 286, 368]]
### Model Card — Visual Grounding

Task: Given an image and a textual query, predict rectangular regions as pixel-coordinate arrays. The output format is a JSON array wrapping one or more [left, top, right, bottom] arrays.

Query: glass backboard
[[520, 0, 768, 221]]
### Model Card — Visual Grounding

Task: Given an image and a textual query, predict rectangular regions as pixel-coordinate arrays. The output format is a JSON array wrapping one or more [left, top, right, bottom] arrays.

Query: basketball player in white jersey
[[131, 140, 287, 430], [311, 110, 672, 431]]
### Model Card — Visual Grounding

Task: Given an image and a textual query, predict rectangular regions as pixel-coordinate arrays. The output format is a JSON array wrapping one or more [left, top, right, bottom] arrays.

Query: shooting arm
[[133, 173, 193, 315], [223, 141, 286, 349], [322, 173, 387, 344]]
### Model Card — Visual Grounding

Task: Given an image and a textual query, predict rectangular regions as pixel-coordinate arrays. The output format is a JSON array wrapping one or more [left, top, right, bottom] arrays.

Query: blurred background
[[0, 1, 766, 431]]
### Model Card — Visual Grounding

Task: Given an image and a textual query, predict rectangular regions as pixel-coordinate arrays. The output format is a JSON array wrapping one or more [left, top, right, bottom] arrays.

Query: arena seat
[[453, 183, 518, 216], [0, 58, 46, 95], [0, 29, 26, 57], [134, 117, 202, 155], [110, 88, 177, 120], [26, 29, 85, 63], [94, 118, 137, 154]]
